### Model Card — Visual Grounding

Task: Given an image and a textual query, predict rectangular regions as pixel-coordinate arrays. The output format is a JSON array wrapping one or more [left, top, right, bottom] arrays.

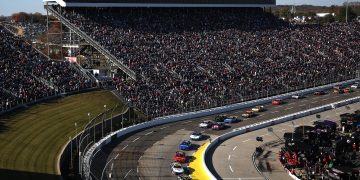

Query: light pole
[[346, 0, 349, 23], [102, 104, 107, 138], [69, 136, 73, 169], [75, 122, 77, 149], [110, 104, 118, 133]]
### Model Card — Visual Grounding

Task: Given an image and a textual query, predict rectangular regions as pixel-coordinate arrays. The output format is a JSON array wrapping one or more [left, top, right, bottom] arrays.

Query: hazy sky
[[0, 0, 346, 16]]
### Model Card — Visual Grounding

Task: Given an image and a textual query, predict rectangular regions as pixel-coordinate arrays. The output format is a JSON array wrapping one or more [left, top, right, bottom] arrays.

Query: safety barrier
[[81, 78, 358, 179], [202, 96, 360, 180]]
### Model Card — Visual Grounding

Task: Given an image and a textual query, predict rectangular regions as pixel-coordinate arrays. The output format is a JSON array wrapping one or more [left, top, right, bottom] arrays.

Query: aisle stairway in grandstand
[[45, 5, 137, 80]]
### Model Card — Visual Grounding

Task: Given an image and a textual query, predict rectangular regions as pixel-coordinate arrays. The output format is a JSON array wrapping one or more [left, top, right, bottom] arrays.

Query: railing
[[45, 5, 137, 80]]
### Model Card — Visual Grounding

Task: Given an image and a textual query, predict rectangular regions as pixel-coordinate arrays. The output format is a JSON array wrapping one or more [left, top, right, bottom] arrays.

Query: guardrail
[[79, 78, 358, 179], [202, 96, 360, 180]]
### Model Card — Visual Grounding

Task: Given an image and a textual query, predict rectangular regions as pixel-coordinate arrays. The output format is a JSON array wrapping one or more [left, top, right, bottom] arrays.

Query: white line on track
[[299, 104, 306, 107], [285, 107, 293, 110], [274, 106, 281, 109], [229, 165, 234, 173], [180, 128, 185, 130], [160, 126, 168, 129], [242, 139, 251, 142], [115, 153, 119, 159], [111, 163, 114, 171], [93, 148, 101, 157], [322, 98, 329, 101], [288, 102, 295, 105], [260, 133, 269, 137], [233, 146, 237, 151], [258, 114, 264, 117], [201, 130, 205, 133], [138, 156, 143, 160], [271, 111, 279, 114], [121, 145, 128, 151], [137, 167, 139, 173], [311, 101, 318, 103], [277, 129, 286, 132], [302, 99, 308, 102], [124, 169, 133, 179], [132, 137, 140, 142], [145, 131, 153, 135], [228, 155, 231, 160]]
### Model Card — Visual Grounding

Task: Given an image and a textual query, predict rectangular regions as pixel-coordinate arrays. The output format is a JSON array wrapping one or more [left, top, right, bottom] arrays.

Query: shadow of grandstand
[[0, 169, 61, 180]]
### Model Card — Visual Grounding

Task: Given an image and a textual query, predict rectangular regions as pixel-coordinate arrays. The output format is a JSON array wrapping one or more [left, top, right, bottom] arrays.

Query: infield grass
[[0, 90, 124, 178]]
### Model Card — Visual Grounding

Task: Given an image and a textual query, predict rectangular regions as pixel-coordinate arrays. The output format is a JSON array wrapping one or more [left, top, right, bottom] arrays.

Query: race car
[[242, 110, 255, 118], [351, 83, 359, 89], [314, 91, 325, 95], [190, 132, 203, 140], [343, 88, 353, 93], [173, 151, 186, 163], [212, 122, 226, 130], [251, 105, 265, 112], [170, 162, 184, 175], [178, 174, 192, 180], [333, 89, 344, 94], [291, 94, 304, 99], [272, 99, 283, 105], [224, 116, 240, 123], [215, 115, 227, 122], [179, 140, 192, 150], [198, 120, 214, 128]]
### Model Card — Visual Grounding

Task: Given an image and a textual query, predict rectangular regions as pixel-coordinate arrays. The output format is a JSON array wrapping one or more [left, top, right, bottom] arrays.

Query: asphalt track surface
[[212, 102, 360, 180], [90, 89, 360, 180]]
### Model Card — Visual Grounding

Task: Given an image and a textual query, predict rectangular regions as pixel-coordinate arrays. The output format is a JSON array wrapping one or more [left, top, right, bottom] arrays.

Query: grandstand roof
[[44, 0, 276, 7]]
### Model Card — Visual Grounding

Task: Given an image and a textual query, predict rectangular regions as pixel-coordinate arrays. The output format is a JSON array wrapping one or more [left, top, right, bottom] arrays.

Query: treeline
[[10, 12, 47, 24], [273, 5, 360, 23]]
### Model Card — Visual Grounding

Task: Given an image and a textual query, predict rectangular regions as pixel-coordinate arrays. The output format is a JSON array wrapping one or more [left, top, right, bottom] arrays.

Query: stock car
[[212, 122, 226, 130], [173, 151, 186, 163], [215, 114, 227, 122], [242, 110, 255, 118], [251, 105, 265, 112], [291, 94, 304, 99], [333, 89, 344, 94], [199, 120, 214, 128], [224, 116, 240, 123], [179, 140, 192, 150], [178, 174, 192, 180], [190, 132, 203, 140], [171, 162, 185, 175], [314, 91, 325, 95], [351, 83, 359, 89], [272, 99, 283, 105], [344, 88, 353, 93]]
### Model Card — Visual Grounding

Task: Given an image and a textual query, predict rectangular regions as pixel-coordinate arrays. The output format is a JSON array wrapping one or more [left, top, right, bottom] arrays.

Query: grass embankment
[[0, 90, 124, 178]]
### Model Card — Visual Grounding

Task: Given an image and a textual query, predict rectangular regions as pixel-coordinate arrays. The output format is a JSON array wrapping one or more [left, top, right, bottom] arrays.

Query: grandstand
[[40, 0, 360, 118]]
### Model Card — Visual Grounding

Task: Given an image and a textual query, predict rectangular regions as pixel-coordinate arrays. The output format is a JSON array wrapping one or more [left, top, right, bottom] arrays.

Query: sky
[[0, 0, 346, 16]]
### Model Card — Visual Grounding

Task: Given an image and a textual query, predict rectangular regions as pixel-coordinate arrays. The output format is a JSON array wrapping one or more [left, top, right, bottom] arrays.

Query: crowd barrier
[[202, 96, 360, 180], [80, 78, 358, 179]]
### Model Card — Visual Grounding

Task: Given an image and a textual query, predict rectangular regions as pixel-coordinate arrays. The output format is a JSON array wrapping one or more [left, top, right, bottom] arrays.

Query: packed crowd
[[0, 26, 92, 112], [16, 22, 47, 40], [54, 6, 360, 115]]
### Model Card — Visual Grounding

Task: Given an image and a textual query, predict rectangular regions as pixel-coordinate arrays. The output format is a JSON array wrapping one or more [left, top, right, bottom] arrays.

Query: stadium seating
[[0, 26, 93, 112], [53, 7, 360, 115]]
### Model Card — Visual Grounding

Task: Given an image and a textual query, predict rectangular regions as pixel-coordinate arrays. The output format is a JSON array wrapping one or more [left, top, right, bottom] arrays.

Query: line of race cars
[[169, 81, 359, 179]]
